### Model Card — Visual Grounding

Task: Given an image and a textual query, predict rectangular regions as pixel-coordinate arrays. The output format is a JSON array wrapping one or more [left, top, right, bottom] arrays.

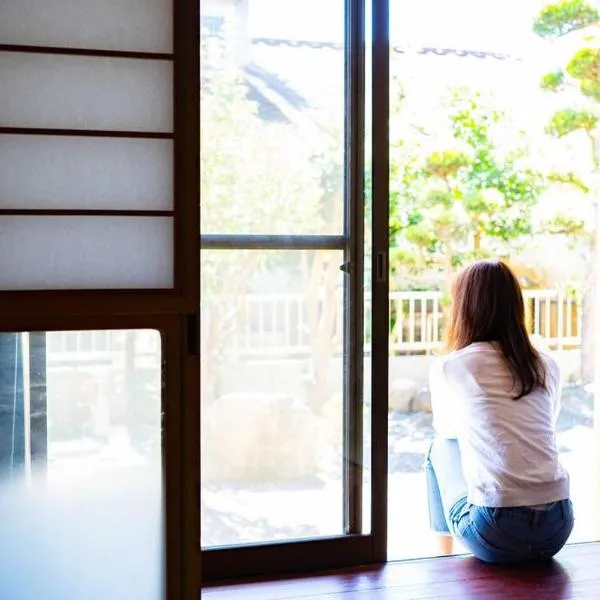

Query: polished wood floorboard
[[202, 543, 600, 599]]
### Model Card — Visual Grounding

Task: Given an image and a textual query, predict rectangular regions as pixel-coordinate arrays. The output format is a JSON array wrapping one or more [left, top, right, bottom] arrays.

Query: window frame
[[0, 0, 391, 588], [0, 0, 201, 597], [199, 0, 390, 583], [0, 313, 194, 600]]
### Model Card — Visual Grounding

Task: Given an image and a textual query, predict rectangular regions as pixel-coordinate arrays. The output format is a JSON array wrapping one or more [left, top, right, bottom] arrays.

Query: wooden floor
[[203, 543, 600, 599]]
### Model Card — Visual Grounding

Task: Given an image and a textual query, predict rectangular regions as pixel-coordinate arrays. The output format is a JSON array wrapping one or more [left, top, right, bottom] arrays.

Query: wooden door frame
[[199, 0, 390, 584]]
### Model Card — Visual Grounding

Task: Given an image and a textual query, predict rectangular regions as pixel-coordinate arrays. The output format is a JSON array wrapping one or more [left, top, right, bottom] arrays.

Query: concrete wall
[[213, 349, 583, 408]]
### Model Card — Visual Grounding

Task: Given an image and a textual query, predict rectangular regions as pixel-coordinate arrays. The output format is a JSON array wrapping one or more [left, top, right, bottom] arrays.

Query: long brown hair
[[443, 259, 545, 399]]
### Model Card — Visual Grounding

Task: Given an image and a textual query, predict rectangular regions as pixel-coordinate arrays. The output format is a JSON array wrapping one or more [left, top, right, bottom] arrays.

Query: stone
[[413, 388, 432, 413], [389, 378, 421, 413], [202, 393, 320, 485]]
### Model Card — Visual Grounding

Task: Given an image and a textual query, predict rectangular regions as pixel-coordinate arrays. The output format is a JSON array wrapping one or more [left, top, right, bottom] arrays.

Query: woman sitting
[[425, 259, 574, 563]]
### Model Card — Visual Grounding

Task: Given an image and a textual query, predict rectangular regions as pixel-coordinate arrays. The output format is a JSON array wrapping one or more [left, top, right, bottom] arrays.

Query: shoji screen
[[0, 1, 174, 290], [0, 4, 200, 599]]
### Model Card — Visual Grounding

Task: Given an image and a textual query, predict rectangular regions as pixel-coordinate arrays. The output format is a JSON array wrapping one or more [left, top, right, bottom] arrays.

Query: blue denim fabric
[[425, 437, 574, 564]]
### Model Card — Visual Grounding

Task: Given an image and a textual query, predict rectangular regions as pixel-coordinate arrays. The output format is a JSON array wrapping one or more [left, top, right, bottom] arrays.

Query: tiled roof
[[253, 37, 521, 61], [243, 37, 531, 126]]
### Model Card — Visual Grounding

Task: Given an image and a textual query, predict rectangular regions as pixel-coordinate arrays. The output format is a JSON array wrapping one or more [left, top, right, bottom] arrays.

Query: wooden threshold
[[202, 543, 600, 599]]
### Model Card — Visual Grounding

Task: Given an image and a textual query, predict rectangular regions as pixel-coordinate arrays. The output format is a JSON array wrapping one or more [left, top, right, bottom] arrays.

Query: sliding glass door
[[200, 0, 390, 580], [385, 0, 600, 560]]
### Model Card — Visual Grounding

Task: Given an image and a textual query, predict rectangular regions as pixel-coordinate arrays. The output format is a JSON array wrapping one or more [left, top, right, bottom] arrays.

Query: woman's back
[[430, 341, 569, 507], [425, 260, 573, 562]]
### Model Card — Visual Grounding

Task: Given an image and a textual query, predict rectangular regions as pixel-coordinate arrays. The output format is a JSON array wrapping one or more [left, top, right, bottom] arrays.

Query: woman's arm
[[549, 357, 563, 427], [429, 358, 457, 439]]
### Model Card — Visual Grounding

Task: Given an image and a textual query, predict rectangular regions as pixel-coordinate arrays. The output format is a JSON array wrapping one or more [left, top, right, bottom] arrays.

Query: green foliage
[[541, 69, 566, 92], [580, 78, 600, 102], [547, 170, 591, 193], [542, 213, 586, 235], [533, 0, 599, 275], [200, 46, 334, 401], [200, 44, 333, 303], [566, 47, 600, 100], [201, 68, 324, 241], [545, 108, 599, 137], [533, 0, 599, 39], [567, 47, 600, 80], [389, 93, 543, 275], [424, 151, 471, 181], [534, 0, 599, 156]]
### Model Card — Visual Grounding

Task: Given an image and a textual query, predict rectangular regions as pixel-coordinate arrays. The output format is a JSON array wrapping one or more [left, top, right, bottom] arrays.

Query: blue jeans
[[425, 437, 574, 563]]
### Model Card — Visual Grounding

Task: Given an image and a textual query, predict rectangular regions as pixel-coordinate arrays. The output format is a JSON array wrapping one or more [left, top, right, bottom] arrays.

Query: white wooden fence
[[44, 289, 582, 363], [46, 330, 161, 366], [387, 289, 582, 354], [198, 288, 583, 358]]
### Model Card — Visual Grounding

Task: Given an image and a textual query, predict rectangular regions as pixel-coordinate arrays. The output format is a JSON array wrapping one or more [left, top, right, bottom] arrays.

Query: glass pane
[[201, 249, 346, 546], [388, 0, 600, 560], [0, 53, 172, 132], [0, 216, 173, 290], [0, 330, 164, 599], [200, 0, 344, 235], [0, 0, 172, 53], [0, 135, 173, 210]]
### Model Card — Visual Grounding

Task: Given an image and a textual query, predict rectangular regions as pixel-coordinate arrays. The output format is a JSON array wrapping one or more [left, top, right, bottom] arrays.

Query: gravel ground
[[203, 385, 595, 547]]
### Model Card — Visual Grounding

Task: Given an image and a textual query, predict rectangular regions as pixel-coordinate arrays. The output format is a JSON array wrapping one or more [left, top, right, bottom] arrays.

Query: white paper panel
[[0, 53, 173, 132], [0, 136, 173, 210], [0, 217, 173, 289], [0, 0, 172, 53]]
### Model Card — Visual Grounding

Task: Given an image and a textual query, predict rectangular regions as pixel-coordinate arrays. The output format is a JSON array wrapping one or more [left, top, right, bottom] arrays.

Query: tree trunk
[[583, 132, 600, 384], [442, 241, 455, 294], [200, 252, 262, 406], [304, 251, 339, 416], [582, 263, 595, 384], [0, 334, 24, 481], [28, 333, 47, 476], [474, 230, 482, 252]]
